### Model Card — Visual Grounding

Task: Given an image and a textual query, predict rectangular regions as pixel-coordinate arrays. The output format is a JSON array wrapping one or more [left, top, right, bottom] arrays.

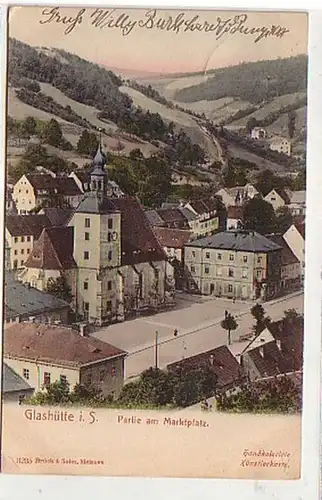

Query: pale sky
[[9, 7, 308, 74]]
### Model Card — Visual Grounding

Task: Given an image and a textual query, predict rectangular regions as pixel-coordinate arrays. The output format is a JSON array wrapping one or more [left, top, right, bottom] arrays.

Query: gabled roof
[[25, 174, 82, 196], [185, 230, 282, 253], [6, 214, 52, 238], [4, 271, 69, 320], [167, 345, 246, 392], [289, 191, 306, 205], [246, 341, 290, 378], [154, 227, 192, 249], [264, 188, 291, 204], [3, 363, 34, 393], [112, 197, 166, 265], [4, 323, 127, 368], [265, 234, 299, 265], [156, 208, 188, 226], [39, 208, 75, 227], [25, 226, 76, 270], [178, 206, 197, 221]]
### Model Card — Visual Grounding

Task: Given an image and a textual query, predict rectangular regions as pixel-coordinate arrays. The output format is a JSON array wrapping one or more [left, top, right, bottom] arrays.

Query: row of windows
[[23, 368, 67, 386], [85, 366, 116, 385], [14, 248, 30, 256], [84, 250, 113, 261], [190, 265, 262, 279], [83, 280, 113, 291], [197, 219, 217, 229], [191, 250, 263, 264], [13, 236, 31, 243], [84, 232, 116, 242], [13, 259, 25, 269], [85, 217, 113, 229]]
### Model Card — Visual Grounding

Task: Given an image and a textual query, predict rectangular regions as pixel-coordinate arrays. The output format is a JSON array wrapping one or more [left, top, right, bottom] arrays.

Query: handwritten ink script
[[39, 7, 290, 43]]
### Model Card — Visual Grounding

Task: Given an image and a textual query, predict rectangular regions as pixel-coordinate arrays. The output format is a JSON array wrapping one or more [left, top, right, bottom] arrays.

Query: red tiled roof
[[6, 214, 52, 237], [188, 199, 209, 215], [25, 226, 77, 270], [266, 234, 299, 265], [112, 197, 166, 265], [294, 221, 305, 238], [154, 227, 192, 249], [167, 345, 246, 392], [4, 323, 126, 367], [26, 174, 82, 196]]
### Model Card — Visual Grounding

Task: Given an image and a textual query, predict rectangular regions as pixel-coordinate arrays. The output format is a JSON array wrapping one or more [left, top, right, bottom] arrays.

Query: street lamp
[[155, 330, 159, 369]]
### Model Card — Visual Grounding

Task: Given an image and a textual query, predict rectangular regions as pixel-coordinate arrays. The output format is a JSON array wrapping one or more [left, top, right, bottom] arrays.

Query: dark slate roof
[[75, 191, 117, 214], [4, 271, 69, 320], [5, 323, 126, 367], [112, 197, 166, 265], [3, 363, 34, 393], [178, 206, 197, 221], [145, 210, 166, 227], [6, 214, 52, 237], [40, 208, 75, 226], [185, 230, 282, 253], [25, 226, 77, 270], [167, 345, 246, 392]]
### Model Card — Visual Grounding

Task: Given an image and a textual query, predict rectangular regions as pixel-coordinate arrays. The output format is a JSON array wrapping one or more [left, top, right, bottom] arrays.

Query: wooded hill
[[174, 55, 308, 104]]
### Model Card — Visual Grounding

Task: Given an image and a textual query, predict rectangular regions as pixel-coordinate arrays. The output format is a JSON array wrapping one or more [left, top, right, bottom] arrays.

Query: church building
[[21, 144, 173, 325]]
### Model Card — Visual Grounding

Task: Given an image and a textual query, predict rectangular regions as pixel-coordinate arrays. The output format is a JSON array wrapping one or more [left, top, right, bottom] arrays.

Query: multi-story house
[[251, 127, 267, 140], [3, 363, 34, 404], [184, 230, 282, 301], [183, 199, 221, 238], [263, 188, 291, 211], [13, 172, 83, 214], [4, 270, 70, 327], [216, 184, 258, 208], [283, 222, 305, 282], [266, 234, 301, 291], [269, 136, 292, 156], [4, 322, 127, 398], [5, 214, 52, 270], [288, 191, 306, 216]]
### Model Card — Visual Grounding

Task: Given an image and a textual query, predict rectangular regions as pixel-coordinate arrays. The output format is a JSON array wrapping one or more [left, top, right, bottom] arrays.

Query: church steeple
[[90, 129, 108, 200]]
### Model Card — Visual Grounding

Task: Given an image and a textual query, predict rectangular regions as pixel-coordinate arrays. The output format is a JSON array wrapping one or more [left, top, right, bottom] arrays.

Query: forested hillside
[[174, 55, 308, 104]]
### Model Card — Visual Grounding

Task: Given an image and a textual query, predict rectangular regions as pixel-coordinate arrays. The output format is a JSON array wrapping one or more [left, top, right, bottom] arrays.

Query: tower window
[[85, 232, 90, 241], [84, 281, 89, 290], [85, 218, 90, 228], [108, 250, 112, 261], [84, 251, 89, 260], [108, 280, 112, 290], [108, 218, 113, 229], [98, 181, 102, 190]]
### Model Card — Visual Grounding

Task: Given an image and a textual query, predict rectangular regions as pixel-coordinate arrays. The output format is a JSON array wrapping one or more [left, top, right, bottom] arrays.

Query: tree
[[42, 119, 63, 147], [23, 116, 37, 136], [275, 206, 293, 233], [246, 117, 258, 134], [221, 313, 238, 345], [251, 303, 270, 335], [46, 275, 73, 303], [77, 130, 99, 156], [26, 379, 71, 405], [288, 111, 296, 139], [243, 197, 277, 234]]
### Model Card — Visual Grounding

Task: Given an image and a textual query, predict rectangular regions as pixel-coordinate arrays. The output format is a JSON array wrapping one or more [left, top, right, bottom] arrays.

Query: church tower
[[69, 136, 123, 324]]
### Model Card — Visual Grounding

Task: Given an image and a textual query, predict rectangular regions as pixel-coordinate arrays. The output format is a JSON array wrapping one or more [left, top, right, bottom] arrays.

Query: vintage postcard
[[1, 6, 308, 479]]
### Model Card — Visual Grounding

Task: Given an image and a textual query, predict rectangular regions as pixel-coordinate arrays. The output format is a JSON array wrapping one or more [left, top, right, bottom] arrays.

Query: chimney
[[209, 354, 214, 366], [276, 339, 281, 351], [79, 323, 88, 337], [259, 347, 264, 358]]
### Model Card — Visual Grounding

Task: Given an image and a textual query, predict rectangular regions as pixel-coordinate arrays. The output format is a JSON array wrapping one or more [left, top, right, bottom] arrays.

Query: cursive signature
[[39, 7, 290, 43]]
